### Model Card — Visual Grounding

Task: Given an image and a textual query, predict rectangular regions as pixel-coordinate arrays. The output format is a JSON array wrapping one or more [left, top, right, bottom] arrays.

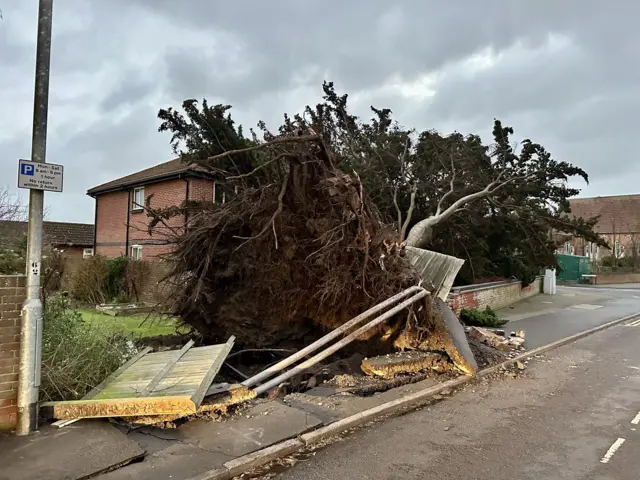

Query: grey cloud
[[2, 0, 640, 225]]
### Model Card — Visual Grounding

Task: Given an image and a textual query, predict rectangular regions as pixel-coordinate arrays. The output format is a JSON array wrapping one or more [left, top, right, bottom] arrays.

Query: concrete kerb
[[191, 310, 640, 480]]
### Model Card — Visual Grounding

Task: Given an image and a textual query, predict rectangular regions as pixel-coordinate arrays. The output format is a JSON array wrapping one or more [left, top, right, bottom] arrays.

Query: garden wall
[[0, 275, 25, 430], [447, 277, 542, 314], [594, 272, 640, 284]]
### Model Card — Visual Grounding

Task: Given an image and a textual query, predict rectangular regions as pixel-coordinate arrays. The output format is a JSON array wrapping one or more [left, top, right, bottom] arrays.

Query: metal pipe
[[243, 286, 423, 388], [253, 290, 429, 395], [17, 0, 54, 435]]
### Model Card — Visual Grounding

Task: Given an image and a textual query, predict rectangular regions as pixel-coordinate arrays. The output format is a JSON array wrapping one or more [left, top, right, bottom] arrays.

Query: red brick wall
[[448, 277, 542, 314], [595, 273, 640, 284], [94, 178, 215, 261], [0, 275, 25, 431], [95, 190, 128, 258], [189, 178, 214, 202]]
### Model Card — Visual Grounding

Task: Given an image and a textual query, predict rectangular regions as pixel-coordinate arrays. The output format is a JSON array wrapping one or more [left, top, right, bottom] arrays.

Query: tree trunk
[[405, 219, 435, 249]]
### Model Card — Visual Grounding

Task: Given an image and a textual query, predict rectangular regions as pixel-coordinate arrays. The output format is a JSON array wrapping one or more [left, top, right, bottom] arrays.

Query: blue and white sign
[[17, 159, 64, 192]]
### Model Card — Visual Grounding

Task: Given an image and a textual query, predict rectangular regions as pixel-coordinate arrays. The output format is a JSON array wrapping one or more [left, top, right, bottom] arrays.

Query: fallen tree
[[150, 132, 421, 348]]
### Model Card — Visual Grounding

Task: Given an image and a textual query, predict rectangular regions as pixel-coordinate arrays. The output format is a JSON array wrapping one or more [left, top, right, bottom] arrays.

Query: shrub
[[40, 294, 135, 401], [460, 306, 507, 328], [69, 255, 109, 304], [70, 255, 148, 304]]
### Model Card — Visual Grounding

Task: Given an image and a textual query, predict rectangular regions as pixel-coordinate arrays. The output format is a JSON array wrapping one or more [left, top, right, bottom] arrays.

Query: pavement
[[278, 315, 640, 479], [2, 285, 640, 479]]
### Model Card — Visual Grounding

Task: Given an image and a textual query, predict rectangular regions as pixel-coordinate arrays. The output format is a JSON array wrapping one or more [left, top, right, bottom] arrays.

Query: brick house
[[87, 159, 219, 260], [567, 194, 640, 261], [0, 220, 94, 258]]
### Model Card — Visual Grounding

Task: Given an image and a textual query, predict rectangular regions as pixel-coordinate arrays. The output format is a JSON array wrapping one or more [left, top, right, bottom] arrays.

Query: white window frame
[[132, 187, 145, 211], [130, 245, 143, 261], [82, 248, 94, 259]]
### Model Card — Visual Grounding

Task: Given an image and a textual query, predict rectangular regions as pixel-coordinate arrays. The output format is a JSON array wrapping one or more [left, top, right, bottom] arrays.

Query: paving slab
[[0, 420, 144, 480], [176, 401, 321, 457], [100, 443, 230, 480]]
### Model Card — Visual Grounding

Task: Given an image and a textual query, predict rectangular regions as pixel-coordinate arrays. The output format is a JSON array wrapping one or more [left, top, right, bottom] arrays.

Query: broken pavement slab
[[175, 401, 321, 458], [361, 351, 445, 378], [0, 420, 144, 480], [468, 326, 511, 351]]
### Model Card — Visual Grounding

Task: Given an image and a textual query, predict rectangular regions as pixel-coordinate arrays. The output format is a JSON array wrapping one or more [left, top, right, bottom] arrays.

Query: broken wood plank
[[42, 396, 198, 420], [192, 336, 235, 406], [139, 340, 194, 397], [52, 346, 153, 428], [361, 351, 446, 378]]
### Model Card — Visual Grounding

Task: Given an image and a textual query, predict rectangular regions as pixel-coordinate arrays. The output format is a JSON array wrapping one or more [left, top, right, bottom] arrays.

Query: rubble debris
[[42, 337, 236, 423], [95, 303, 154, 317], [361, 351, 446, 378], [468, 326, 511, 351], [466, 337, 508, 368], [469, 326, 526, 352]]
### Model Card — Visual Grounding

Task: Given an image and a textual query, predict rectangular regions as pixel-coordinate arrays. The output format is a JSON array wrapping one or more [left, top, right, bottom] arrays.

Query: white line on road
[[626, 318, 640, 326], [631, 412, 640, 425], [601, 438, 626, 464]]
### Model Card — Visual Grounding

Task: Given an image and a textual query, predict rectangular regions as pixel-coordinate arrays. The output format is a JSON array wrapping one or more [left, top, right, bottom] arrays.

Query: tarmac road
[[501, 285, 640, 349], [279, 316, 640, 480]]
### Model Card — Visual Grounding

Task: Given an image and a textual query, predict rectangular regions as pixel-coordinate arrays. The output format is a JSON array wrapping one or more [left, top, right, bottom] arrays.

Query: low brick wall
[[448, 277, 542, 314], [0, 275, 25, 431], [595, 273, 640, 285]]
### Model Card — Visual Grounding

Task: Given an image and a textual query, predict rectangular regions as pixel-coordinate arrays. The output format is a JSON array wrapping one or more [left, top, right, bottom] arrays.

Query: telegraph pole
[[17, 0, 53, 435]]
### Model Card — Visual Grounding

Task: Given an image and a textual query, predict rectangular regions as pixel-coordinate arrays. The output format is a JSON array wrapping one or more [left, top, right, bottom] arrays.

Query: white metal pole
[[17, 0, 53, 436]]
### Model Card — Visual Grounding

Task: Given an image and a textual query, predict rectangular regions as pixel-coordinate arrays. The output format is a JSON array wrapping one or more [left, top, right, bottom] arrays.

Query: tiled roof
[[87, 159, 209, 195], [0, 221, 94, 248], [569, 194, 640, 234]]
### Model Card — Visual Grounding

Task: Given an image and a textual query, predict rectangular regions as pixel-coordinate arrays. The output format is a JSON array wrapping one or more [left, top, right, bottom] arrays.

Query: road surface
[[278, 312, 640, 479], [502, 285, 640, 348]]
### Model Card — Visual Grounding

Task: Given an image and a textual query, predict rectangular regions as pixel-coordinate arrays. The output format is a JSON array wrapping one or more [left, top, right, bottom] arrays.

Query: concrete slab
[[100, 443, 230, 480], [177, 402, 321, 458], [0, 420, 144, 480]]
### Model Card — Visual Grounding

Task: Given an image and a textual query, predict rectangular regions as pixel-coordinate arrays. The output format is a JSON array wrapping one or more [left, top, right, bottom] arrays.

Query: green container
[[556, 254, 591, 282]]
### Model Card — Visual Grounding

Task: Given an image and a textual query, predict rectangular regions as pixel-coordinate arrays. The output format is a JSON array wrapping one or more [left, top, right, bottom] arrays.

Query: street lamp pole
[[17, 0, 53, 436]]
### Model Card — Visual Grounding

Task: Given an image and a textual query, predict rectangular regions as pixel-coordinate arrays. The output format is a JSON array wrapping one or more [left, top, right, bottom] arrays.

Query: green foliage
[[40, 294, 134, 401], [0, 246, 24, 275], [460, 306, 507, 328], [0, 234, 26, 275], [105, 255, 129, 301], [70, 255, 145, 304], [157, 81, 606, 285]]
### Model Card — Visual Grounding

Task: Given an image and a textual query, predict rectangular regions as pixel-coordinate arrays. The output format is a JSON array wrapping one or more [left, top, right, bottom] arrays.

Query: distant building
[[566, 194, 640, 261], [87, 159, 219, 261], [0, 220, 94, 258]]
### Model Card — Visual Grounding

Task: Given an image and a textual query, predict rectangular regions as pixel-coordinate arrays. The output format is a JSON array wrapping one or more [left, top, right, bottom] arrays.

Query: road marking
[[600, 438, 625, 464], [632, 411, 640, 425], [571, 304, 603, 310], [625, 318, 640, 327]]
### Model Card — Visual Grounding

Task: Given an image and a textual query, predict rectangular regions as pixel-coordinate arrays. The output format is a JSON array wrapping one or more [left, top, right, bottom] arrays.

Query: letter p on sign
[[20, 163, 35, 176]]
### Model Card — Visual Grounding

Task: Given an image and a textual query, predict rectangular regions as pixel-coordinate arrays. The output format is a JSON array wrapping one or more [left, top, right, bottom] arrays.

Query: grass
[[79, 309, 187, 338]]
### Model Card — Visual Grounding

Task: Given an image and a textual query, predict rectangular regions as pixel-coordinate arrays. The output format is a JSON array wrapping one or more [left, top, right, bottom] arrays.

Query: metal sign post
[[16, 0, 54, 436]]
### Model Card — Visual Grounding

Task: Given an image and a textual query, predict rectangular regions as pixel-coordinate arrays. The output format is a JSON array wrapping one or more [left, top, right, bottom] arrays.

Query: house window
[[132, 187, 145, 211], [130, 245, 143, 260], [213, 182, 226, 204], [82, 248, 94, 259]]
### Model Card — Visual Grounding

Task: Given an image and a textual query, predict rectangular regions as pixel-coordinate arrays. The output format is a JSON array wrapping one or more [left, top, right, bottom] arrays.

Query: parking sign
[[17, 159, 64, 192]]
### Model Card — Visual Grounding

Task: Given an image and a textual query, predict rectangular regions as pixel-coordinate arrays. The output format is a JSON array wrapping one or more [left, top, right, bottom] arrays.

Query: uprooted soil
[[154, 134, 426, 352]]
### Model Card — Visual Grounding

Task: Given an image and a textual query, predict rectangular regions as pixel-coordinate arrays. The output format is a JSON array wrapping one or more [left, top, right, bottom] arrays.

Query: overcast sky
[[1, 1, 638, 223]]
